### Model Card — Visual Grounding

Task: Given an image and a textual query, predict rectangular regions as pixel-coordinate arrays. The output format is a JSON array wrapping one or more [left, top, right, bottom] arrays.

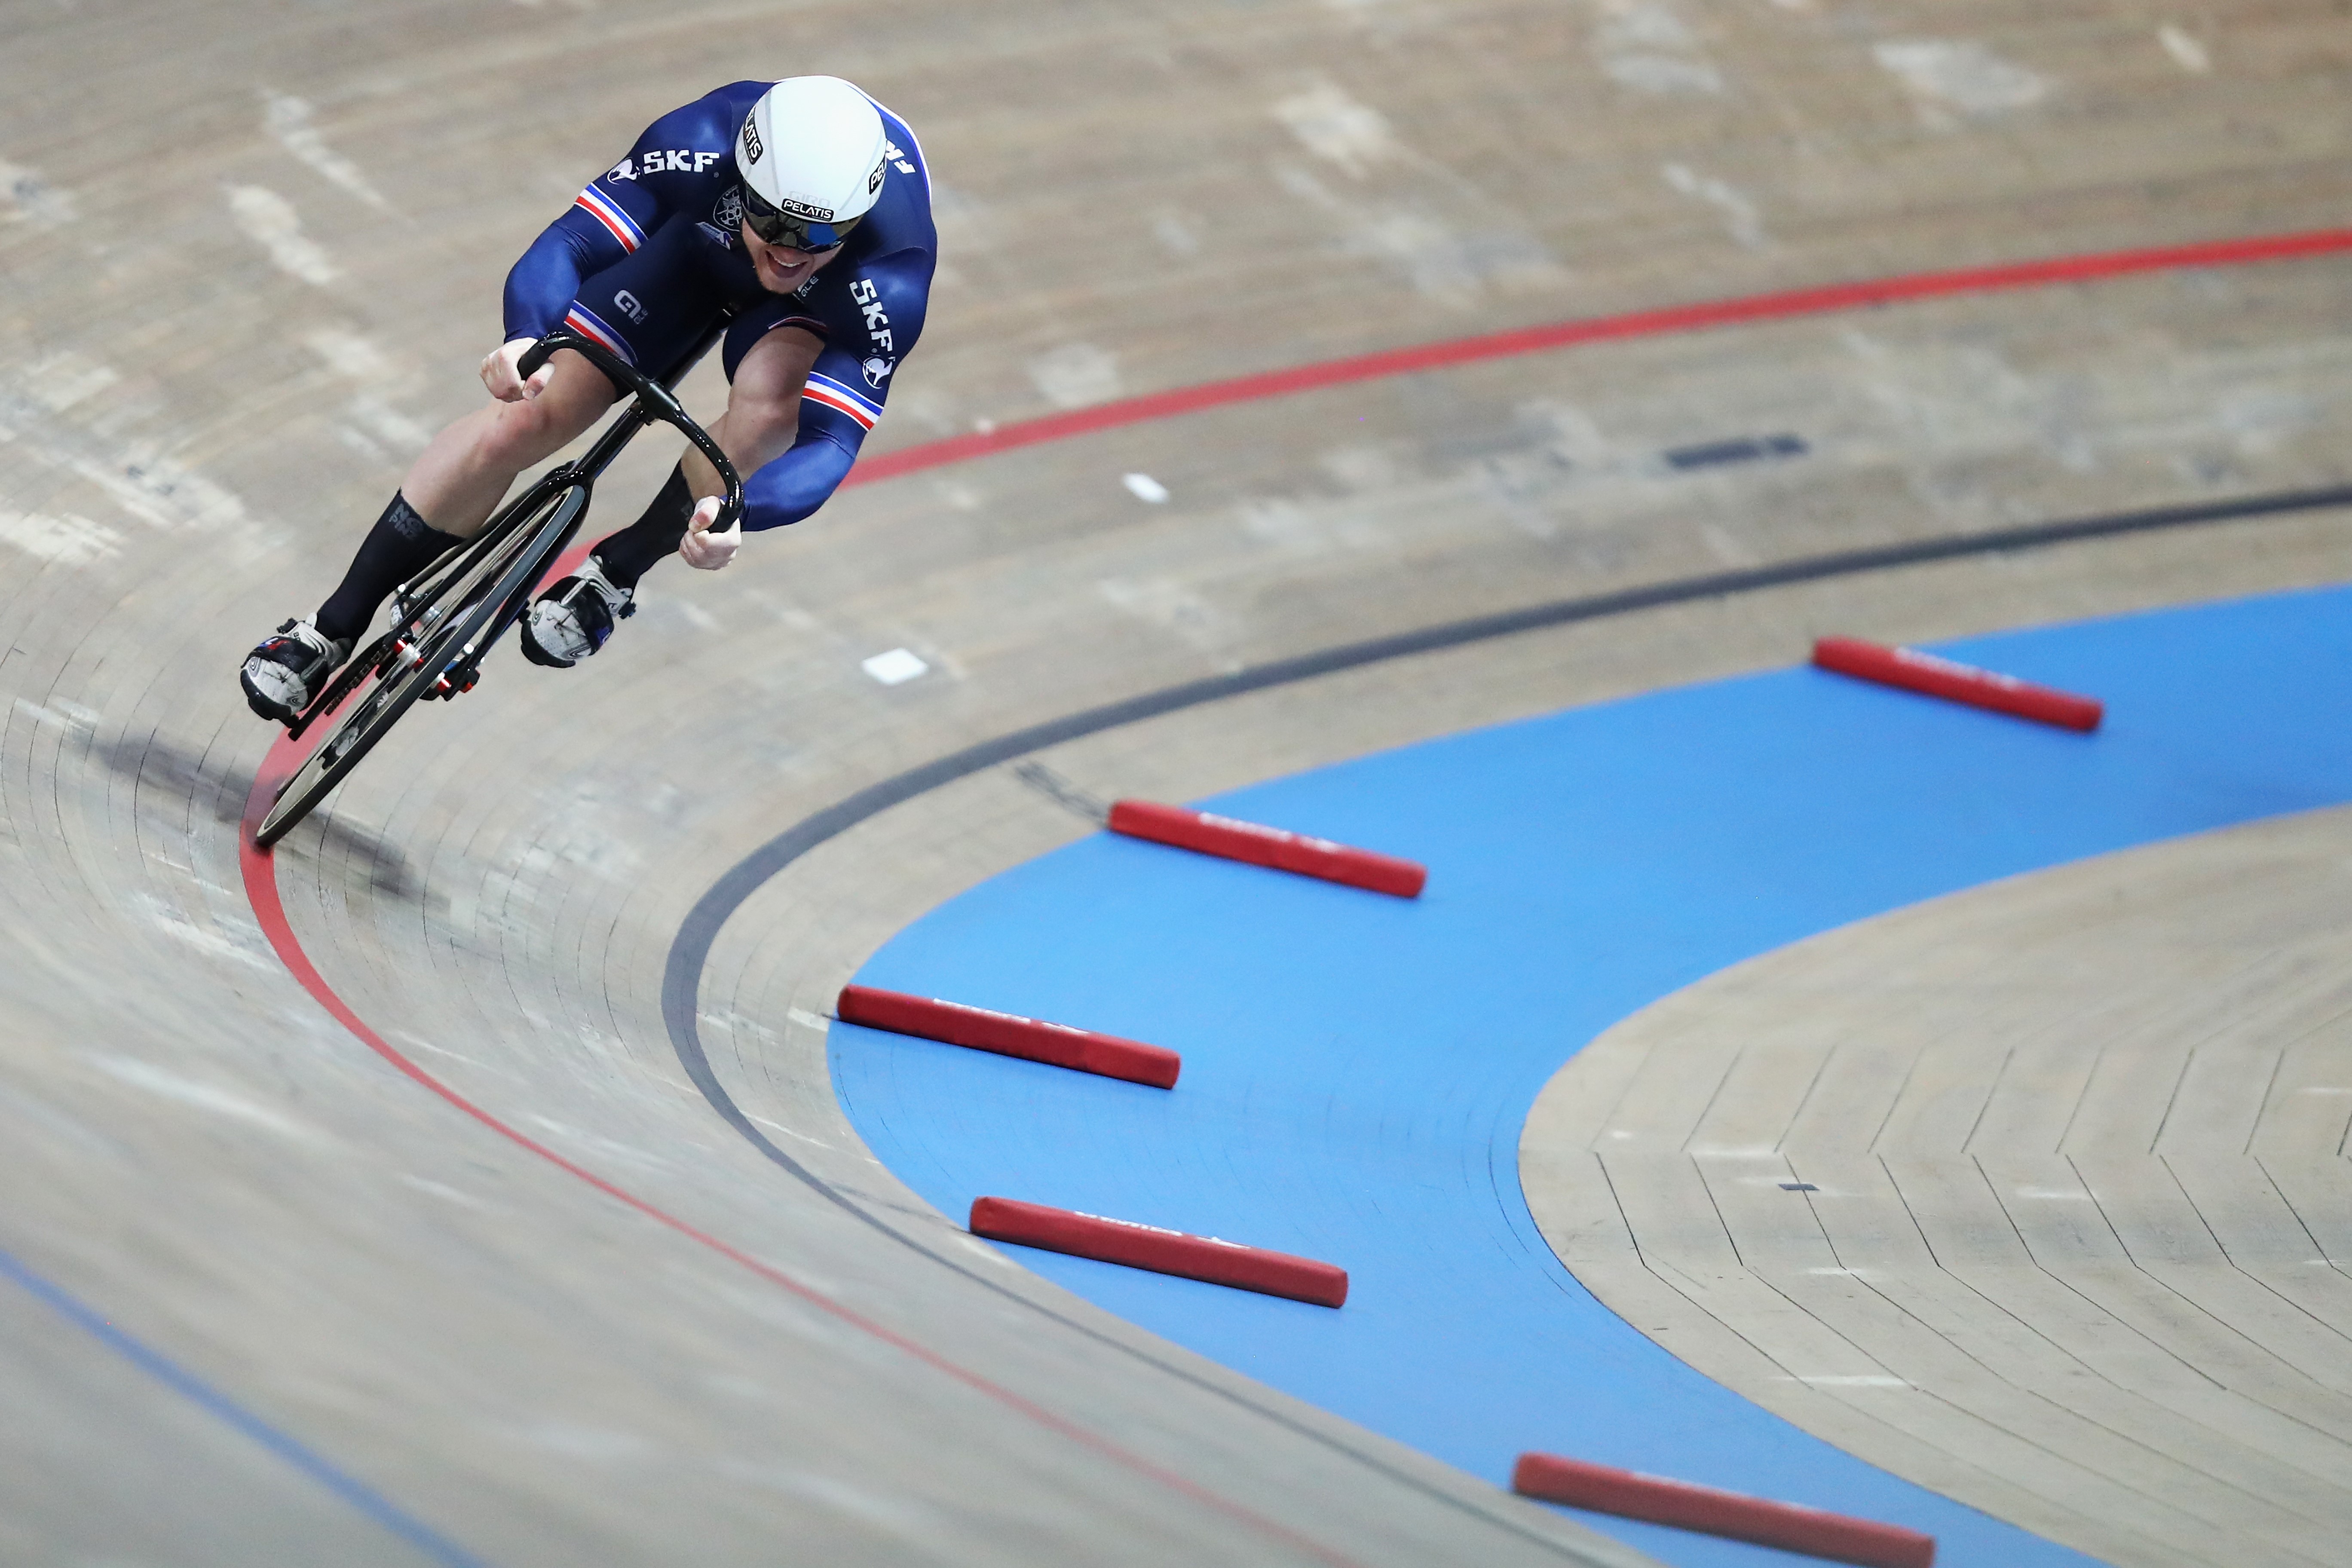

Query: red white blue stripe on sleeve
[[562, 303, 636, 365], [802, 372, 882, 431], [572, 185, 645, 251]]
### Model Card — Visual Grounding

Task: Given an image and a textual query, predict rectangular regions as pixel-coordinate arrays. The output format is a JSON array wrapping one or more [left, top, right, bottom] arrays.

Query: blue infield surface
[[832, 585, 2352, 1567]]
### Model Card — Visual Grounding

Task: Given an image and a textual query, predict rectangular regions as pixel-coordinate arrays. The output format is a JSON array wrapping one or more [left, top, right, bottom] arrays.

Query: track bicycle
[[252, 326, 743, 848]]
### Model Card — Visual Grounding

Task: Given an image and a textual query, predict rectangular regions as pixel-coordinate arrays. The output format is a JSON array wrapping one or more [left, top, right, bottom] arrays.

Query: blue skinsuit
[[501, 81, 935, 531]]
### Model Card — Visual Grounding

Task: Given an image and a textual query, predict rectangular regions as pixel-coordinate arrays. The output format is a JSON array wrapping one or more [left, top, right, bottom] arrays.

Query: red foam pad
[[836, 986, 1179, 1089], [1107, 799, 1427, 897], [1812, 636, 2101, 732], [969, 1197, 1348, 1308], [1513, 1454, 1935, 1568]]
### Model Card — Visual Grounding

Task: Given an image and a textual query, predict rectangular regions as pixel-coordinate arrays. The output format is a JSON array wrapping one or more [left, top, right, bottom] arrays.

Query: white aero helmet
[[735, 76, 888, 251]]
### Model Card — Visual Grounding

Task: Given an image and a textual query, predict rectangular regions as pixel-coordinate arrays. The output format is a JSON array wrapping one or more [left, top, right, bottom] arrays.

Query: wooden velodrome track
[[3, 1, 2350, 1563]]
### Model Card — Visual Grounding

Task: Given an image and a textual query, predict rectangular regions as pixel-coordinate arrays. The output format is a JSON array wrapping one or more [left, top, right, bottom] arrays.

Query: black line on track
[[658, 480, 2352, 1549]]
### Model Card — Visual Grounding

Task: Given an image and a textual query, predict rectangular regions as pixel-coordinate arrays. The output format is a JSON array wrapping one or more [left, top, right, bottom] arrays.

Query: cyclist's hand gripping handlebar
[[518, 330, 745, 531], [678, 495, 740, 571], [481, 339, 553, 402]]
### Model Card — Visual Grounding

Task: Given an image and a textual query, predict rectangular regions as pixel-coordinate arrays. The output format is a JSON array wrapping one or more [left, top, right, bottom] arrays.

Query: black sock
[[315, 493, 463, 642], [590, 464, 697, 590]]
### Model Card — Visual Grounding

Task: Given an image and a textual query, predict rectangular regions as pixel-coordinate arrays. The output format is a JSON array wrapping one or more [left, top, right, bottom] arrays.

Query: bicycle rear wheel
[[254, 485, 587, 848]]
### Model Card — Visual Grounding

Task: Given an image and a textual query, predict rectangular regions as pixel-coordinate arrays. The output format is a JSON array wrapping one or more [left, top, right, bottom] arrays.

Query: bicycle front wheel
[[254, 485, 587, 848]]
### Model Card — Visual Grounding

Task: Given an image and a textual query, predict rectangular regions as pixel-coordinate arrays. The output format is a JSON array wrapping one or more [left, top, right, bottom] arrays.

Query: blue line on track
[[0, 1244, 493, 1568], [833, 585, 2352, 1567]]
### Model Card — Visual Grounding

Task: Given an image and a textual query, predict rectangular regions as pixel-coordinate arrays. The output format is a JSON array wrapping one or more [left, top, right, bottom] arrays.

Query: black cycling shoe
[[521, 558, 634, 669], [240, 617, 352, 724]]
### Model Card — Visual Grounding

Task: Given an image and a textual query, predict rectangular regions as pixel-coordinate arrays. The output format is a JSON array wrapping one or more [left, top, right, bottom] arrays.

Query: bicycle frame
[[284, 325, 742, 742]]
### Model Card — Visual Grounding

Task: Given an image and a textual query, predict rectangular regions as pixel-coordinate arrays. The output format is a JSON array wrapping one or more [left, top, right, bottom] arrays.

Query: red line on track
[[239, 224, 2352, 1556], [845, 225, 2352, 487], [236, 749, 1361, 1568]]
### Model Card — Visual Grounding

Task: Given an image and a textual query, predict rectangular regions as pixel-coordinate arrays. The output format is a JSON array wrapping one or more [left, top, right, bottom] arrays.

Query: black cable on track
[[658, 480, 2352, 1552]]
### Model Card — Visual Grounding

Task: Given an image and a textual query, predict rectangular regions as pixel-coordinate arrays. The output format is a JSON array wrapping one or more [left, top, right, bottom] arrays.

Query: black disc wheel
[[254, 486, 586, 848]]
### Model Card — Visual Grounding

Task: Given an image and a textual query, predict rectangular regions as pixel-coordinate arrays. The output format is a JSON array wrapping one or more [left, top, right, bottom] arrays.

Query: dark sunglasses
[[739, 184, 860, 253]]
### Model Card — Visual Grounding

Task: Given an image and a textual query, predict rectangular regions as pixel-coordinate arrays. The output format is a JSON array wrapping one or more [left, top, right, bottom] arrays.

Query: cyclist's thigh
[[563, 214, 749, 380], [722, 294, 834, 383], [527, 349, 625, 433]]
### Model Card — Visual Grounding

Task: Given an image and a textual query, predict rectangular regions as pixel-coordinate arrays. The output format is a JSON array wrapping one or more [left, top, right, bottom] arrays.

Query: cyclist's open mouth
[[755, 247, 814, 288]]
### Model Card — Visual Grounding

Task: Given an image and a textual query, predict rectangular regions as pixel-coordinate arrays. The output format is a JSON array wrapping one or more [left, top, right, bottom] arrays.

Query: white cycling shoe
[[521, 556, 634, 668], [240, 616, 352, 724]]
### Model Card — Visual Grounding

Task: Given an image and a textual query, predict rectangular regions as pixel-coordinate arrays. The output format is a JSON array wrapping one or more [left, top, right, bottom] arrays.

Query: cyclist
[[241, 75, 934, 722]]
